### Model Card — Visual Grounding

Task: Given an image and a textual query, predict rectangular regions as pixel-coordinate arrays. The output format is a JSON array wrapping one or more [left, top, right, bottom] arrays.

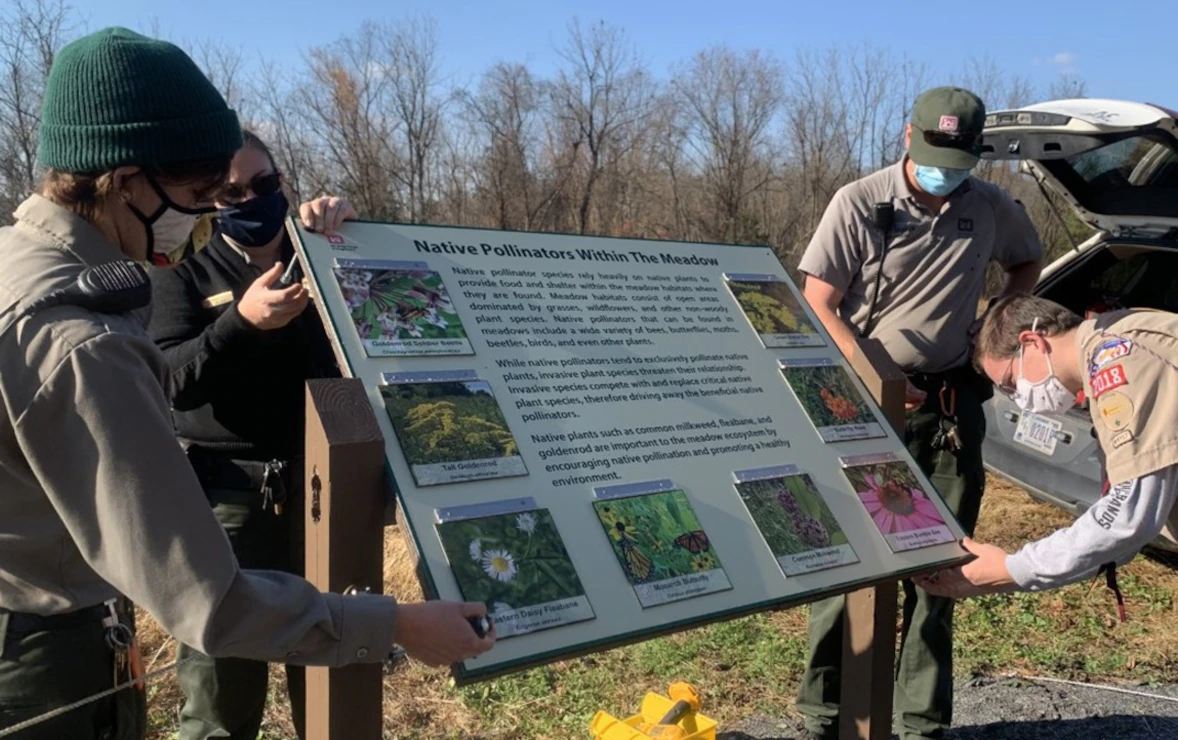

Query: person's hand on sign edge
[[236, 262, 309, 330], [299, 196, 356, 235], [394, 599, 496, 667], [905, 379, 928, 411], [915, 537, 1017, 599]]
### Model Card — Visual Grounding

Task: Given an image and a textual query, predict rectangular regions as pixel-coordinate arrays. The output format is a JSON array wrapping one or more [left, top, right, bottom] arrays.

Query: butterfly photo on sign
[[593, 489, 732, 608]]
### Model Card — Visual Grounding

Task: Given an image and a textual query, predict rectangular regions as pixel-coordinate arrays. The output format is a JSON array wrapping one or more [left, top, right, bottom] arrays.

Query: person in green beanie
[[0, 26, 495, 740]]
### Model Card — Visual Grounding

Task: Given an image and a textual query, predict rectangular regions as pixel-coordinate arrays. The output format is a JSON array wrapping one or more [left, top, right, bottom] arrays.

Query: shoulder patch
[[1096, 390, 1135, 432], [1089, 338, 1133, 375], [1090, 364, 1128, 400], [200, 290, 234, 309], [1111, 430, 1135, 449]]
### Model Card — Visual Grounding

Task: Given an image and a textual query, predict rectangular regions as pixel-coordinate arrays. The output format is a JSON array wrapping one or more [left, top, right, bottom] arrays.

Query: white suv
[[979, 98, 1178, 552]]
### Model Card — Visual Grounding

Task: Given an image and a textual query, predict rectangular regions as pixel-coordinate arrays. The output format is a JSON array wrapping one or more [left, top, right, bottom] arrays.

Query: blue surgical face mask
[[216, 190, 290, 248], [914, 164, 971, 197]]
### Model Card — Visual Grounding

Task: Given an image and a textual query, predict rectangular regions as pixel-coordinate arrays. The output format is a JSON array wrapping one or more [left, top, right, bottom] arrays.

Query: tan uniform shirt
[[798, 159, 1043, 373], [1078, 308, 1178, 540], [1003, 308, 1178, 589], [0, 195, 396, 666]]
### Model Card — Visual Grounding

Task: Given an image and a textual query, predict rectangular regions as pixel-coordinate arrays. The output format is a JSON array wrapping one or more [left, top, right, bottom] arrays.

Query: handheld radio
[[861, 201, 895, 337], [0, 260, 152, 339]]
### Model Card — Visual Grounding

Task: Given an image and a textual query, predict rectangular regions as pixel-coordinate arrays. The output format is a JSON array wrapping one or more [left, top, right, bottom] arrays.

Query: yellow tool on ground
[[588, 682, 717, 740]]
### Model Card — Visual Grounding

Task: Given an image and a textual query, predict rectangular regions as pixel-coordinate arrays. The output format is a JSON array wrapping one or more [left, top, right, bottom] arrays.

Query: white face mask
[[1012, 323, 1076, 415], [150, 208, 199, 262]]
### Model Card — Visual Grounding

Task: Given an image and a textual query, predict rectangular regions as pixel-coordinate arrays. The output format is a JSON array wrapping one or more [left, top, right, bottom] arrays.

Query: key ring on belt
[[101, 598, 133, 650], [938, 383, 956, 418]]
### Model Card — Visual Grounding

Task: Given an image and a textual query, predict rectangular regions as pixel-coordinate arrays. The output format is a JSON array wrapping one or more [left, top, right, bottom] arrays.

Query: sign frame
[[287, 217, 971, 684]]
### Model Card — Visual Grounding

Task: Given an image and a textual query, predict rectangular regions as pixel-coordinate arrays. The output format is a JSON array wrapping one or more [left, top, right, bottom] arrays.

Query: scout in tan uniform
[[794, 87, 1044, 740], [919, 293, 1178, 598], [0, 27, 492, 740]]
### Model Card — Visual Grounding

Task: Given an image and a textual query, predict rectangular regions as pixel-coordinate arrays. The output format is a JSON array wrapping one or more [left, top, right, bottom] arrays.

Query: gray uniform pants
[[0, 610, 146, 739], [176, 480, 305, 740]]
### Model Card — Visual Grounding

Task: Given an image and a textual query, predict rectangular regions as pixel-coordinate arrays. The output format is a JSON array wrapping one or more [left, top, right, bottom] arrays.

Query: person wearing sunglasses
[[0, 28, 494, 740], [917, 293, 1178, 606], [792, 86, 1045, 740], [145, 131, 362, 740]]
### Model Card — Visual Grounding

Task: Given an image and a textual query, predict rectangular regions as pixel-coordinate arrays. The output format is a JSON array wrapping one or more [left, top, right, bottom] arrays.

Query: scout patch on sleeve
[[1090, 364, 1128, 399], [1095, 391, 1135, 432], [200, 290, 234, 308], [1089, 338, 1133, 375], [1111, 430, 1135, 449]]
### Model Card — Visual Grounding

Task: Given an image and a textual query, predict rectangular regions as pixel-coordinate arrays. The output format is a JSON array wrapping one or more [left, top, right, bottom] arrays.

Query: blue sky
[[78, 0, 1175, 108]]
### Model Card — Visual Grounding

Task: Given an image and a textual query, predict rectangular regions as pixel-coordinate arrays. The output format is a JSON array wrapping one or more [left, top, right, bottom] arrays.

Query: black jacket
[[148, 233, 340, 461]]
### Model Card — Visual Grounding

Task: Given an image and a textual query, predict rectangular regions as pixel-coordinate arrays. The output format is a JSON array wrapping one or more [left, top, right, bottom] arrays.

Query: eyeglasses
[[913, 124, 983, 153], [996, 354, 1018, 399], [218, 171, 283, 204]]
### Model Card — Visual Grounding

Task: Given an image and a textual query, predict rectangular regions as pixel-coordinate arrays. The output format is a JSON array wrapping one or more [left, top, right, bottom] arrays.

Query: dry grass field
[[137, 474, 1178, 739]]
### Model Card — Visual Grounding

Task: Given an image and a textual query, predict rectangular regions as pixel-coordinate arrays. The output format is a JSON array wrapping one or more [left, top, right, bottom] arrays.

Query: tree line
[[1, 0, 1095, 280]]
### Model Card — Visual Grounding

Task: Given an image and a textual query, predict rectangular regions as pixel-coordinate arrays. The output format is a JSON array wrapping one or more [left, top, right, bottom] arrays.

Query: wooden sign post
[[304, 378, 387, 740], [839, 336, 907, 740]]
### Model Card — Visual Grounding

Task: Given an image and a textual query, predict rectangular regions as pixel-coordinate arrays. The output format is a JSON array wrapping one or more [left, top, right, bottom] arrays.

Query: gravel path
[[720, 677, 1178, 739]]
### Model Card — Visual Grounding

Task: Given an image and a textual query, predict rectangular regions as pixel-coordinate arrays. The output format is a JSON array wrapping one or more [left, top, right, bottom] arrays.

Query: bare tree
[[190, 39, 255, 125], [1048, 73, 1088, 100], [671, 46, 784, 243], [385, 15, 445, 223], [0, 0, 74, 223], [549, 19, 656, 234], [302, 22, 402, 220], [458, 62, 555, 230]]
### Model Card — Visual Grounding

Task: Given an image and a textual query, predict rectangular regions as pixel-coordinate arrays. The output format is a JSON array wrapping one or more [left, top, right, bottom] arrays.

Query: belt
[[3, 604, 108, 635], [186, 450, 302, 513]]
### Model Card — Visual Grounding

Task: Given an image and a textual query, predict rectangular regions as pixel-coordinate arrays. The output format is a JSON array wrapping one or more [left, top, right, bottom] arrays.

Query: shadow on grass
[[720, 715, 1178, 740], [948, 715, 1178, 739]]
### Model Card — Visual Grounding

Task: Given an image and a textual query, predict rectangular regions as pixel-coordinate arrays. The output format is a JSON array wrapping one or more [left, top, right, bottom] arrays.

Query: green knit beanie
[[37, 26, 243, 173]]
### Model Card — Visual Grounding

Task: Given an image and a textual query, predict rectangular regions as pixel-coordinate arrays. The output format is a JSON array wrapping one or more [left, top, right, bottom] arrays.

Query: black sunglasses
[[218, 171, 283, 203], [913, 124, 982, 153]]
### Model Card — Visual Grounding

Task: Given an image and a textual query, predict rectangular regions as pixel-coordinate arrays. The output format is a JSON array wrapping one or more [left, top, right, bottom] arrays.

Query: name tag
[[201, 291, 234, 308]]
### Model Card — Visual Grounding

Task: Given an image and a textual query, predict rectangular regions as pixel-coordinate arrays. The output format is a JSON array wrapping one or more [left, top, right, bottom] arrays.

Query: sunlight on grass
[[136, 475, 1178, 739]]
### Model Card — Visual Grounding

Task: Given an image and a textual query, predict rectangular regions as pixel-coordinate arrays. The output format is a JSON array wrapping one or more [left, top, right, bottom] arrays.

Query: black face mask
[[215, 190, 290, 248]]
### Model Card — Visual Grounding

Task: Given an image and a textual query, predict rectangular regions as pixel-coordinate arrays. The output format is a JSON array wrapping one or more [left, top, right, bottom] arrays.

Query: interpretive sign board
[[290, 220, 969, 683]]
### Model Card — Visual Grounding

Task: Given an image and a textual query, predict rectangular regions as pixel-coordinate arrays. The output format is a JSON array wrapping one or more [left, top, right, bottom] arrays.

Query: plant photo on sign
[[781, 364, 878, 431], [844, 461, 947, 536], [726, 279, 821, 341], [334, 265, 467, 343], [381, 380, 527, 485], [737, 474, 849, 553], [593, 490, 723, 585], [436, 509, 593, 637]]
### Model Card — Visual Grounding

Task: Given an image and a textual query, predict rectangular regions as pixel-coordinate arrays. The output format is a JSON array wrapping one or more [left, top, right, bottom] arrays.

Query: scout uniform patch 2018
[[1090, 364, 1128, 400]]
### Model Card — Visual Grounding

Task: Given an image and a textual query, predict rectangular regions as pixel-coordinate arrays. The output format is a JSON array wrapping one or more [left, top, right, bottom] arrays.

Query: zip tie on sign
[[0, 654, 200, 738], [998, 672, 1178, 705]]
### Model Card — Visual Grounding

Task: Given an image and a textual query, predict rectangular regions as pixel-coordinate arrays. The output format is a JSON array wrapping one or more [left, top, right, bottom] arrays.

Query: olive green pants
[[176, 487, 305, 740], [0, 612, 146, 740], [795, 376, 987, 740]]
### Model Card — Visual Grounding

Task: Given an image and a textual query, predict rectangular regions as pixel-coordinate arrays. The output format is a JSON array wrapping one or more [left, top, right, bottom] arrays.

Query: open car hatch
[[980, 99, 1178, 236]]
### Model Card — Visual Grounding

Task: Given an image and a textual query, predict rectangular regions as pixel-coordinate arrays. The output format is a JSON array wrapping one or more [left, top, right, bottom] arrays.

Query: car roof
[[996, 98, 1173, 129]]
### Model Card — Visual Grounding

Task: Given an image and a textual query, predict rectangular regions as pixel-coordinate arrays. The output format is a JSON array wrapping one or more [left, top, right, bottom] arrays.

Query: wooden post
[[304, 378, 387, 740], [839, 336, 907, 740]]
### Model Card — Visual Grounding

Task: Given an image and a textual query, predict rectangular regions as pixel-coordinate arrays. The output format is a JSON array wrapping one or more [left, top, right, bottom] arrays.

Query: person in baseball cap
[[793, 82, 1044, 740], [906, 86, 987, 196]]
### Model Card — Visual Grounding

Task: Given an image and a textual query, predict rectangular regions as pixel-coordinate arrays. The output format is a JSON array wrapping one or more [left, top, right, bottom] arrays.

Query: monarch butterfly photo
[[593, 489, 724, 587]]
